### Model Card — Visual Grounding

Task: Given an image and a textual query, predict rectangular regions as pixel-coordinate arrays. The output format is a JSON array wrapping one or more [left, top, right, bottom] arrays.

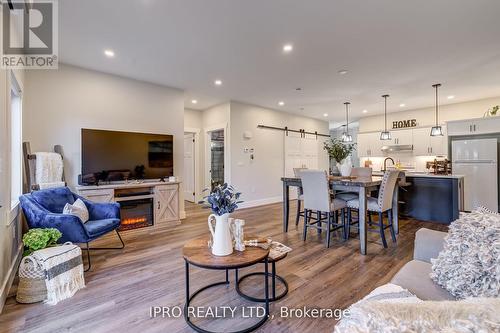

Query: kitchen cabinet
[[412, 127, 447, 156], [357, 132, 383, 157], [447, 117, 500, 136], [390, 130, 413, 146]]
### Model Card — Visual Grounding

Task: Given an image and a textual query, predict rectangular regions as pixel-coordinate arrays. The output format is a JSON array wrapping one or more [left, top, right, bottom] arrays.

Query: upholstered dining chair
[[336, 167, 373, 237], [293, 167, 308, 226], [336, 167, 373, 201], [346, 170, 400, 248], [299, 170, 347, 248]]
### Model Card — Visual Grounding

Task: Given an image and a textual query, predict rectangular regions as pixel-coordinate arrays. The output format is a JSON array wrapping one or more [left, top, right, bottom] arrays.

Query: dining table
[[280, 175, 400, 255]]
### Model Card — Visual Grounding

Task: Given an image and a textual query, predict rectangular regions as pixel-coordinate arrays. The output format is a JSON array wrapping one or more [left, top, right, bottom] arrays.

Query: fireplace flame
[[122, 217, 147, 225]]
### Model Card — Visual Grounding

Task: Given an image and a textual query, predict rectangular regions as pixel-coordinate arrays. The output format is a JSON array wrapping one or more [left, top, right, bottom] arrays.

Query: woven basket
[[16, 256, 47, 304]]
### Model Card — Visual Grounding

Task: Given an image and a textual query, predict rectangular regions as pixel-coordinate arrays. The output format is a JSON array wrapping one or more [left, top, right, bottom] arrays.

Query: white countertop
[[373, 171, 464, 179]]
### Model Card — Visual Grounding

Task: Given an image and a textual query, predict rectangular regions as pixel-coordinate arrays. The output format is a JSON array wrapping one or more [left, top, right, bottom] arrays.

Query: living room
[[0, 1, 499, 333]]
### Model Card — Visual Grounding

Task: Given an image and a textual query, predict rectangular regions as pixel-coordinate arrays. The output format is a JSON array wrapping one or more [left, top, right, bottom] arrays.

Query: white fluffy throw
[[430, 208, 500, 299], [35, 152, 63, 186], [335, 297, 500, 333]]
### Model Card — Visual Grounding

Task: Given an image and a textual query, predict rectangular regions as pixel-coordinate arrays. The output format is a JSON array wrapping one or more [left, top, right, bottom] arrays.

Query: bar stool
[[346, 170, 399, 248], [300, 170, 347, 248]]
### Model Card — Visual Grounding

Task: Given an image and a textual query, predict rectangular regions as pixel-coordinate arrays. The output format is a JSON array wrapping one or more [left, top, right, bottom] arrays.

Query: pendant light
[[430, 83, 444, 136], [341, 102, 353, 142], [380, 94, 391, 140]]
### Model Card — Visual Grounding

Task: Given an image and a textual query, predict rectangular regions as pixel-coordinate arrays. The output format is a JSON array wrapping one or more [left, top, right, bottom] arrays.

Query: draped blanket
[[34, 152, 64, 189], [30, 244, 85, 305]]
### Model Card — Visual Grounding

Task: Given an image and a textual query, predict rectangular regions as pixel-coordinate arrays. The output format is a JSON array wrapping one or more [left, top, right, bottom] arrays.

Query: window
[[10, 72, 22, 208]]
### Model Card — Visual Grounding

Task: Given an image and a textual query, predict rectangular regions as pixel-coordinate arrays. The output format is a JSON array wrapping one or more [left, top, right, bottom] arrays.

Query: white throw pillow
[[63, 199, 89, 223]]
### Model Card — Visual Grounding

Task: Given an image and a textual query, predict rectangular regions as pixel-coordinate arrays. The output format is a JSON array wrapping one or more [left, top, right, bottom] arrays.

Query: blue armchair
[[20, 187, 124, 271]]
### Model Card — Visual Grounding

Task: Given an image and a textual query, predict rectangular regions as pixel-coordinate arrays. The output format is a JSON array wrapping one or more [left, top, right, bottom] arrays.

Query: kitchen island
[[397, 173, 464, 224]]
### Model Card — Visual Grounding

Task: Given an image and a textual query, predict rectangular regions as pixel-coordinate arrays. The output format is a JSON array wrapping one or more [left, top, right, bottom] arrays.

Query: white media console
[[76, 181, 181, 229]]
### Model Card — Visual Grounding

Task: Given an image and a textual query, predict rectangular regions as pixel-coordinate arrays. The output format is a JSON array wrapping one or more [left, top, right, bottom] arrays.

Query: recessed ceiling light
[[362, 109, 368, 113], [338, 70, 348, 75], [283, 44, 293, 52], [214, 79, 222, 86], [447, 95, 455, 99], [399, 103, 406, 107], [191, 99, 198, 104], [323, 113, 328, 117], [104, 49, 115, 57], [278, 101, 285, 106]]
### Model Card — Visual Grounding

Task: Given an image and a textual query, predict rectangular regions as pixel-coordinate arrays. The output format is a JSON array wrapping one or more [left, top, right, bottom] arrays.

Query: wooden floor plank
[[0, 201, 447, 333]]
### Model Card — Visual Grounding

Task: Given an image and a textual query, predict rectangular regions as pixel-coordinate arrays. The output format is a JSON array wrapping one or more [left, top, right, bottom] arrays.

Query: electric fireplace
[[115, 188, 154, 231]]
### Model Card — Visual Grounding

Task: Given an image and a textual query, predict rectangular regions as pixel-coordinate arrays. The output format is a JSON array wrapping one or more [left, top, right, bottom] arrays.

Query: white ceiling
[[59, 0, 500, 122]]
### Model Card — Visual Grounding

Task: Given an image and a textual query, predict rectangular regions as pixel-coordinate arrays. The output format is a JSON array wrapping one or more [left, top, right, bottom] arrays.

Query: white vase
[[208, 213, 234, 256], [337, 159, 352, 177]]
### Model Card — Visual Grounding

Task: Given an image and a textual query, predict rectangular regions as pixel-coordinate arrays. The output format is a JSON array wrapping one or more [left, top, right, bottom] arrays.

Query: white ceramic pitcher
[[208, 213, 234, 256]]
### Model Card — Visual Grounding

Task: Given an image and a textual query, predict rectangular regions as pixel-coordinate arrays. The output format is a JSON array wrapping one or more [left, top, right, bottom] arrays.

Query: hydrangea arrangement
[[199, 183, 243, 216], [22, 228, 62, 256]]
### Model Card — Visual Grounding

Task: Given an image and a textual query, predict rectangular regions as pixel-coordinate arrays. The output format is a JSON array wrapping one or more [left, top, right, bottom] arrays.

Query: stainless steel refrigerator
[[452, 138, 498, 212]]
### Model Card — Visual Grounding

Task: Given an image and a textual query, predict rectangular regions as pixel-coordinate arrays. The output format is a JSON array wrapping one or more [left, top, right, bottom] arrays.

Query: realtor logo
[[1, 0, 58, 69]]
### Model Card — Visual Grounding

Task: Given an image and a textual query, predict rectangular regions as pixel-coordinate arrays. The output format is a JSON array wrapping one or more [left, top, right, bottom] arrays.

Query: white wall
[[0, 68, 25, 313], [23, 64, 186, 213], [230, 101, 329, 206], [359, 96, 500, 132], [184, 108, 203, 129]]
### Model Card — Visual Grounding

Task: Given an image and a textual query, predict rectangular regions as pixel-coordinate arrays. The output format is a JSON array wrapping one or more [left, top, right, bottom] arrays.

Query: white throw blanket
[[335, 297, 500, 333], [35, 152, 64, 189], [31, 244, 85, 305]]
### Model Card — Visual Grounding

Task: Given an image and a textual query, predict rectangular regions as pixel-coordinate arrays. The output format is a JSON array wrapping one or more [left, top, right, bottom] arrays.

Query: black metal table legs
[[184, 258, 270, 333], [235, 261, 288, 302]]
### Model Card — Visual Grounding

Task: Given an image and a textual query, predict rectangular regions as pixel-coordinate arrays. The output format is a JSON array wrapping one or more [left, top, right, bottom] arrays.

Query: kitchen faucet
[[382, 157, 395, 172]]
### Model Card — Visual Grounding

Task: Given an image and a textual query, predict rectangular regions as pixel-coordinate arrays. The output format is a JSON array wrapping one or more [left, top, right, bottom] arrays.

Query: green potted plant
[[22, 228, 62, 257], [324, 138, 356, 176]]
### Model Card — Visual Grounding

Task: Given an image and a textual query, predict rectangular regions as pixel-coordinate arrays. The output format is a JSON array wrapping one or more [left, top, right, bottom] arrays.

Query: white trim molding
[[237, 196, 282, 210], [0, 243, 22, 314]]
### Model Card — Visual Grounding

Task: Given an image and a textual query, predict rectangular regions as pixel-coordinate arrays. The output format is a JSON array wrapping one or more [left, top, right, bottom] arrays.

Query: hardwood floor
[[0, 201, 447, 333]]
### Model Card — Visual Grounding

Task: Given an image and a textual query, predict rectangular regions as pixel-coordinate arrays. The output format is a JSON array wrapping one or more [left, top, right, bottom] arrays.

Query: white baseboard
[[0, 244, 23, 314], [237, 196, 283, 209]]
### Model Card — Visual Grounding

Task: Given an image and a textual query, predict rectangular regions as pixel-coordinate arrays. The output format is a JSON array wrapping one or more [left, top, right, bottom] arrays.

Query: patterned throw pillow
[[63, 199, 89, 223], [430, 208, 500, 299]]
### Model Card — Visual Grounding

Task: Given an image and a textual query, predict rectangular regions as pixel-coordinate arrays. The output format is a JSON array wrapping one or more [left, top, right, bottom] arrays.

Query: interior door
[[183, 133, 195, 202], [301, 135, 319, 169], [284, 132, 303, 177]]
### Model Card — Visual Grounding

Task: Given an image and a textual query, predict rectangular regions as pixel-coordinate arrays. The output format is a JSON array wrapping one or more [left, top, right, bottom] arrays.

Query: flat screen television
[[81, 129, 173, 184]]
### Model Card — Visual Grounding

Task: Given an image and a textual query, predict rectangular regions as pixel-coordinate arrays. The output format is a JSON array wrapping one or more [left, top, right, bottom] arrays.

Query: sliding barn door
[[284, 133, 322, 177]]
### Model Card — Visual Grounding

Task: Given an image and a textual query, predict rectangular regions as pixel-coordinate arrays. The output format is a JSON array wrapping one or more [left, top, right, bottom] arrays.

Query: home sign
[[392, 119, 417, 129]]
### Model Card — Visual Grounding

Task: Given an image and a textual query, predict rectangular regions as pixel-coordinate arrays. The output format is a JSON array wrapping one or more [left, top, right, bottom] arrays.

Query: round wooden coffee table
[[183, 236, 270, 333]]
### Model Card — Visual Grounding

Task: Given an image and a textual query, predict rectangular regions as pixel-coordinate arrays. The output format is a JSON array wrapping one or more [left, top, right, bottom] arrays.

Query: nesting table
[[183, 236, 273, 333]]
